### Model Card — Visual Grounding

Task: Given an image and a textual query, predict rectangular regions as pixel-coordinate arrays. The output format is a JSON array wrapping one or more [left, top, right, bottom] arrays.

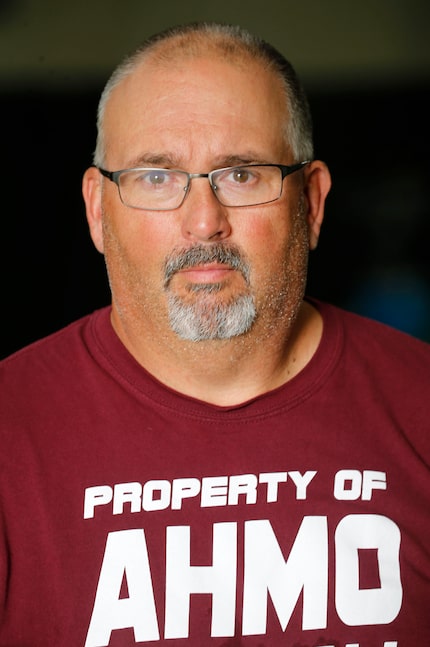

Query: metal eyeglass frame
[[96, 161, 310, 210]]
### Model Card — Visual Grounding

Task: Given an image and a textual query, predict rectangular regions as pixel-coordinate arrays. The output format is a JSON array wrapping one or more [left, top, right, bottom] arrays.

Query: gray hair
[[93, 22, 314, 167]]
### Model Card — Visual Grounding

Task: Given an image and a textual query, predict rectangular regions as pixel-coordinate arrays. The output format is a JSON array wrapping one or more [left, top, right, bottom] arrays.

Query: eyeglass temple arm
[[96, 167, 115, 181], [280, 160, 310, 179]]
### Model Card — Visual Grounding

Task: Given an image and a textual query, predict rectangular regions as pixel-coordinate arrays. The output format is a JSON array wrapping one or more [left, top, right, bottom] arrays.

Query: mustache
[[163, 243, 250, 286]]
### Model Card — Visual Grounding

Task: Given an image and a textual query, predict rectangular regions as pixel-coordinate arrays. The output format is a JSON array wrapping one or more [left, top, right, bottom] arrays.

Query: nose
[[180, 177, 232, 243]]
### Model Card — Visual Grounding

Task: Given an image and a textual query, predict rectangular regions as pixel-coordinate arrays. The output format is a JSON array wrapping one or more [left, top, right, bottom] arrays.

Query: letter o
[[334, 470, 362, 500], [142, 480, 171, 511]]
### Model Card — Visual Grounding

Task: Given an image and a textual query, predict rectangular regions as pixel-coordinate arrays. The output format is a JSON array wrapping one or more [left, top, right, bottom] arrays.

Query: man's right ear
[[82, 166, 104, 254]]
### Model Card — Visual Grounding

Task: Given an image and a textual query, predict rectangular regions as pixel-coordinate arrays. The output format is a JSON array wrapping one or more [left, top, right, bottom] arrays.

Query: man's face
[[90, 54, 314, 343]]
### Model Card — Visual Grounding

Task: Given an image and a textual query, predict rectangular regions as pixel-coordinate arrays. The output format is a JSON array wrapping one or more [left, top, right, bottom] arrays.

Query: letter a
[[85, 529, 159, 647]]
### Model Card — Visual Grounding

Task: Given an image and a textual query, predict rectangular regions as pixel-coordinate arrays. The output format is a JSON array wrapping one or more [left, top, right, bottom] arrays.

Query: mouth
[[175, 262, 235, 284], [163, 243, 250, 288]]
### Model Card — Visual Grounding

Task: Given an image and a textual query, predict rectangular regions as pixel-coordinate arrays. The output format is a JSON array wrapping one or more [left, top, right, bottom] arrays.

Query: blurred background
[[1, 0, 429, 358]]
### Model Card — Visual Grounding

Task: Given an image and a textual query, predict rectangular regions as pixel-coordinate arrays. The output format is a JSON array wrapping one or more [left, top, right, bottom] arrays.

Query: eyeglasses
[[97, 161, 309, 211]]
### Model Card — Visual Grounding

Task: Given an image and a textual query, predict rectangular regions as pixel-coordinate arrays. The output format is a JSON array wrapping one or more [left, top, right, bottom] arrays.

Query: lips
[[164, 243, 250, 287], [177, 262, 234, 283]]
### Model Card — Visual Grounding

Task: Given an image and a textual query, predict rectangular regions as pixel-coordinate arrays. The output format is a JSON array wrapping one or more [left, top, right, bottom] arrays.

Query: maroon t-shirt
[[1, 301, 429, 646]]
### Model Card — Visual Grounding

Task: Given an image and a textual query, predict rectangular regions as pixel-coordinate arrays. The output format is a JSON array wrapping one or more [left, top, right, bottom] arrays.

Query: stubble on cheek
[[100, 211, 166, 326], [251, 199, 310, 337]]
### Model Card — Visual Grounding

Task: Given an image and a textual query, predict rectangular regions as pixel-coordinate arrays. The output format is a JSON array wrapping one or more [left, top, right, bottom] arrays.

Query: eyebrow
[[127, 153, 178, 168], [125, 152, 273, 170], [214, 154, 272, 167]]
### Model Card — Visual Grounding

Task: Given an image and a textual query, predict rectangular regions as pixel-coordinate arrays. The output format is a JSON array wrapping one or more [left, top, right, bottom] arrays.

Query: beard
[[163, 243, 256, 341], [101, 199, 308, 346]]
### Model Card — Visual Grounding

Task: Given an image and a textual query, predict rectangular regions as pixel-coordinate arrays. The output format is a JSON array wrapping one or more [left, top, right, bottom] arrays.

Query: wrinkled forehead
[[103, 50, 288, 161]]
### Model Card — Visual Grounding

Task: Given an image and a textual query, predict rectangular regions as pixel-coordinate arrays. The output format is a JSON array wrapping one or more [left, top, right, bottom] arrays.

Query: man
[[1, 22, 429, 647]]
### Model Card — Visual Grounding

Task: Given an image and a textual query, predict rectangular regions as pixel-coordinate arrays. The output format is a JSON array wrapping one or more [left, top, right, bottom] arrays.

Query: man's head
[[83, 22, 331, 346], [93, 22, 314, 168]]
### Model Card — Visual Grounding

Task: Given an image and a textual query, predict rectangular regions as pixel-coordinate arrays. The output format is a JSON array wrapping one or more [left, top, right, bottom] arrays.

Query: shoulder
[[0, 307, 111, 386], [313, 299, 430, 450], [313, 298, 430, 410], [317, 298, 430, 430], [316, 299, 430, 368], [346, 305, 429, 367]]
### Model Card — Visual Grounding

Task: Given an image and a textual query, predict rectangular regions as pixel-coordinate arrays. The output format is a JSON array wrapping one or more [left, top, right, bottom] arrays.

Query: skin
[[82, 52, 331, 405]]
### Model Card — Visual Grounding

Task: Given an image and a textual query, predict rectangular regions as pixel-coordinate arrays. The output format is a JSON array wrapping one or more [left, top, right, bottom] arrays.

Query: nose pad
[[209, 181, 220, 202], [180, 183, 191, 206]]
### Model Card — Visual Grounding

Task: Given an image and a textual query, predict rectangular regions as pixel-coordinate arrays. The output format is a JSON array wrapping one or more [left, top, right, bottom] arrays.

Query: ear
[[82, 166, 104, 254], [303, 160, 331, 250]]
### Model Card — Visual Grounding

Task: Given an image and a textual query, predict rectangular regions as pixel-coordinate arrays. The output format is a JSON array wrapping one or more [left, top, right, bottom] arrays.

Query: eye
[[232, 168, 250, 183], [213, 166, 262, 192], [140, 170, 170, 186]]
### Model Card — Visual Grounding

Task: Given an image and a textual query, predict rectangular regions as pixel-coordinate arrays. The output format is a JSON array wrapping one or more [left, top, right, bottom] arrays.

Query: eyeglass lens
[[117, 165, 284, 210]]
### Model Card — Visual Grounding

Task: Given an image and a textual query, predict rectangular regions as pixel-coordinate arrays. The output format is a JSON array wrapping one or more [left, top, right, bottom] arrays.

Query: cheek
[[240, 205, 309, 298], [102, 196, 174, 276], [238, 212, 295, 274]]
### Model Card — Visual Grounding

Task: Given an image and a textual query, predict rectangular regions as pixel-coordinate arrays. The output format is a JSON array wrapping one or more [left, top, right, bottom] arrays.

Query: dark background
[[1, 1, 430, 359]]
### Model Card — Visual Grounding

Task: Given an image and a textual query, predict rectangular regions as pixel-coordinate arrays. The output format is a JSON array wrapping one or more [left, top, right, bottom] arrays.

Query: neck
[[110, 300, 323, 406]]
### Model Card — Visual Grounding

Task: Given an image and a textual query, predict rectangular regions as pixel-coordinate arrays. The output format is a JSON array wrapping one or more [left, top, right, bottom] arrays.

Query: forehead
[[103, 52, 289, 168]]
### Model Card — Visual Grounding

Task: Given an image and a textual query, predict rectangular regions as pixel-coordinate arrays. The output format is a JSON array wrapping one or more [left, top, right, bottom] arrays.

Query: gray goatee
[[163, 243, 256, 341]]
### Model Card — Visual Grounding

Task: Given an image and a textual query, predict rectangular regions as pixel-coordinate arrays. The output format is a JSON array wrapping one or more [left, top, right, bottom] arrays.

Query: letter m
[[242, 517, 328, 635]]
